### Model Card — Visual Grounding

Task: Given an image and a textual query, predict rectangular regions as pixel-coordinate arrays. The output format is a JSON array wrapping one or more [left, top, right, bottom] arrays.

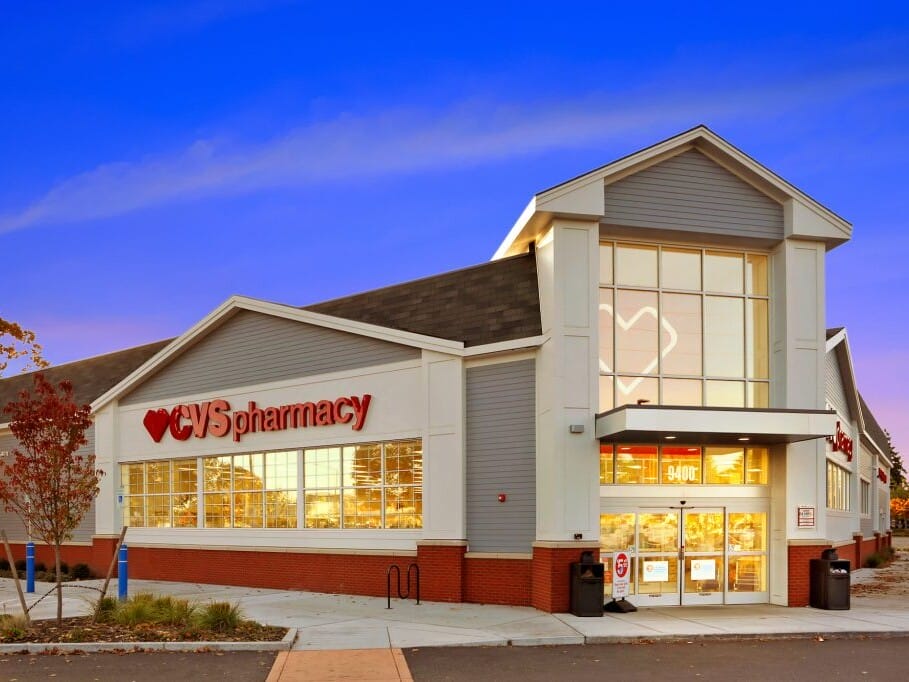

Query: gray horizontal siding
[[0, 426, 96, 543], [122, 310, 420, 405], [604, 150, 784, 240], [466, 359, 536, 553], [825, 350, 852, 421]]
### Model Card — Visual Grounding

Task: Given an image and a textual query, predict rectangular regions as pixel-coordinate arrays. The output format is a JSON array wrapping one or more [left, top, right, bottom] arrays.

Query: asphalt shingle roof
[[304, 252, 541, 347], [0, 339, 172, 418], [859, 392, 891, 457]]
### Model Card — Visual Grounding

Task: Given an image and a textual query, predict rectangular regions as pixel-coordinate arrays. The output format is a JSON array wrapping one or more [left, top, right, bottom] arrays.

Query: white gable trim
[[825, 328, 864, 432], [92, 295, 465, 411], [494, 125, 852, 258]]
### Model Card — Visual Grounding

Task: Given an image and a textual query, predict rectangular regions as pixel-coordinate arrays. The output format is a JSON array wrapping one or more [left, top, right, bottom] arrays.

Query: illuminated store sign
[[143, 394, 372, 443], [826, 421, 854, 461]]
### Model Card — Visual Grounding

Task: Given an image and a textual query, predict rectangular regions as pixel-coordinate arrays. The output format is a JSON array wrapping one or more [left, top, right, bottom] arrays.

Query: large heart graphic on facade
[[143, 408, 171, 443], [598, 303, 678, 396]]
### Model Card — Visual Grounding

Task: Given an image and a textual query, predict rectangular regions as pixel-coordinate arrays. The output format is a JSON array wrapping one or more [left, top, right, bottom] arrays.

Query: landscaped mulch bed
[[852, 550, 909, 597], [1, 617, 286, 644]]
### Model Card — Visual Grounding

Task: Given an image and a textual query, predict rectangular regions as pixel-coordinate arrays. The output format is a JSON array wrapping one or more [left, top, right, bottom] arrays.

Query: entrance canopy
[[596, 405, 836, 445]]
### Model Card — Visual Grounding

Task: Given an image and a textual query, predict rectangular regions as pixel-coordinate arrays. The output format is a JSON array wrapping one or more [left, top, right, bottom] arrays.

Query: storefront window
[[827, 461, 851, 511], [122, 440, 422, 530], [661, 447, 702, 484], [600, 445, 768, 486], [598, 242, 769, 411], [705, 447, 745, 484], [615, 445, 659, 484]]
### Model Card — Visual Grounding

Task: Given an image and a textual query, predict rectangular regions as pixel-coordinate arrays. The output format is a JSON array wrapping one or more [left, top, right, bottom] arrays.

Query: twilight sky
[[2, 2, 908, 453]]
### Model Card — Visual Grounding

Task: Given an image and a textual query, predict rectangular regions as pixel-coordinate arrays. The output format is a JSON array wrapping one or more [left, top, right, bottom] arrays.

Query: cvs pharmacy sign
[[143, 394, 372, 444]]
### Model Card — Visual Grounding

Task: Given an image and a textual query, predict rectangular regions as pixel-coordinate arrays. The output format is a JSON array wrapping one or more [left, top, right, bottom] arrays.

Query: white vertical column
[[93, 402, 120, 536], [535, 219, 600, 542], [773, 237, 828, 539], [420, 351, 465, 539]]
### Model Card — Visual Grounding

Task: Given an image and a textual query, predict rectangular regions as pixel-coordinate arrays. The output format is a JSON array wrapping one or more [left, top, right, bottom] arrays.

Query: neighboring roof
[[0, 339, 172, 419], [495, 125, 852, 258], [305, 252, 541, 347], [859, 392, 891, 459], [826, 327, 844, 340]]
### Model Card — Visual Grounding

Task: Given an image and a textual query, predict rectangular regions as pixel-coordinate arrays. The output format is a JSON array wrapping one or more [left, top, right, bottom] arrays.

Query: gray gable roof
[[304, 252, 541, 347], [0, 339, 172, 418], [859, 392, 890, 457], [1, 253, 542, 416]]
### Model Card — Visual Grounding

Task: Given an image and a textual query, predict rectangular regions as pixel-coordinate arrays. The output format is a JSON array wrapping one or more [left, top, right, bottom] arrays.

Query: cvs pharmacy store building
[[0, 126, 889, 611]]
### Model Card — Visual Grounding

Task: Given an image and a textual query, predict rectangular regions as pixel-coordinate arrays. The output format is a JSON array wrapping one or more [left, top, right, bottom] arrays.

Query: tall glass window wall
[[599, 242, 770, 411]]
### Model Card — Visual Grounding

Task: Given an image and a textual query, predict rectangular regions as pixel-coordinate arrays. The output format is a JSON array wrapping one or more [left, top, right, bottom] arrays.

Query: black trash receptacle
[[570, 556, 604, 617], [809, 549, 850, 610]]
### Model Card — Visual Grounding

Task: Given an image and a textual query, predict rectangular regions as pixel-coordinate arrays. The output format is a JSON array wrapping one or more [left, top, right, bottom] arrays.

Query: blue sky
[[2, 1, 908, 451]]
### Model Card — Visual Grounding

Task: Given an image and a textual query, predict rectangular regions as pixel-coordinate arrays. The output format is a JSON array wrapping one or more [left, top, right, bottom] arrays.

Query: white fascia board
[[463, 335, 546, 357], [825, 329, 864, 432], [596, 407, 836, 440], [92, 294, 464, 412], [493, 197, 538, 259]]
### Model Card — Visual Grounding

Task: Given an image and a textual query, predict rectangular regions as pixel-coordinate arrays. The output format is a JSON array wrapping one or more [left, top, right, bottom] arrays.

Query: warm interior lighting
[[738, 437, 750, 442], [664, 435, 677, 440]]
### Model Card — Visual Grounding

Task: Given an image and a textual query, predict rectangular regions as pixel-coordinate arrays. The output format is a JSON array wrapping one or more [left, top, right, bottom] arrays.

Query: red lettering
[[315, 400, 334, 426], [333, 397, 353, 424], [264, 407, 281, 431], [186, 402, 210, 437], [208, 400, 230, 437], [147, 394, 372, 443], [169, 406, 192, 441]]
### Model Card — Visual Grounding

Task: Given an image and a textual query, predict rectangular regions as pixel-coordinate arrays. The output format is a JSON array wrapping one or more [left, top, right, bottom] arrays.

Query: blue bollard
[[117, 543, 128, 601], [25, 542, 35, 594]]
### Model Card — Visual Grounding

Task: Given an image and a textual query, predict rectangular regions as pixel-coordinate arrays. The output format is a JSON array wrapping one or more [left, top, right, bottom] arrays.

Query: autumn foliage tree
[[0, 374, 102, 624], [0, 316, 48, 375]]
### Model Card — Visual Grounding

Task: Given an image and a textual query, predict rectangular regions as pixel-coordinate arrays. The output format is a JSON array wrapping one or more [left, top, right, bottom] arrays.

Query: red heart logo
[[143, 409, 170, 443]]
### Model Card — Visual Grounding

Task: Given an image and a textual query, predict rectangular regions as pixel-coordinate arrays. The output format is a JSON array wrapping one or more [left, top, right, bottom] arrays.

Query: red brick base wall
[[531, 545, 600, 613], [415, 544, 465, 602], [5, 543, 94, 571], [788, 544, 830, 606], [464, 557, 532, 606]]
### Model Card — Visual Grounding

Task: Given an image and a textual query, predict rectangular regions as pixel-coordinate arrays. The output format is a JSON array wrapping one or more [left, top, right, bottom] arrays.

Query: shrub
[[864, 553, 884, 568], [59, 561, 69, 575], [0, 615, 31, 641], [34, 562, 46, 573], [196, 602, 242, 632], [153, 596, 196, 626], [114, 594, 157, 627], [14, 559, 25, 572], [0, 559, 9, 571], [94, 596, 118, 623], [71, 563, 91, 580]]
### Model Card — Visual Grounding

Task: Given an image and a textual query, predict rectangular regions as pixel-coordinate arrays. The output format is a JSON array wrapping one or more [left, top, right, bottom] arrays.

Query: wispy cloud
[[1, 65, 905, 234], [114, 0, 297, 44]]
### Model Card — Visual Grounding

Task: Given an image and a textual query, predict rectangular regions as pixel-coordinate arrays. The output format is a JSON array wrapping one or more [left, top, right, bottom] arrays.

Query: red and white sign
[[827, 421, 854, 461], [612, 551, 631, 599], [143, 394, 372, 444]]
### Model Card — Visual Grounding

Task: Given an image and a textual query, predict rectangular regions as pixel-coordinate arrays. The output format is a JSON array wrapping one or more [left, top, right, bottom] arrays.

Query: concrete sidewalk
[[3, 571, 909, 649]]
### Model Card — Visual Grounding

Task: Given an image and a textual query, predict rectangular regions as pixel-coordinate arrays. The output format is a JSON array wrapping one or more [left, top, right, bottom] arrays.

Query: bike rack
[[386, 562, 421, 609]]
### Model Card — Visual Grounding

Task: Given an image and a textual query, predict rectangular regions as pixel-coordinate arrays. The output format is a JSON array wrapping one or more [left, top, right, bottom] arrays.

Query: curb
[[582, 630, 909, 645], [0, 627, 297, 654]]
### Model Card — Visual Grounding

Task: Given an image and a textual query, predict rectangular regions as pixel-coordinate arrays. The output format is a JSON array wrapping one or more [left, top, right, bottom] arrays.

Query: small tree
[[886, 429, 905, 490], [0, 374, 102, 624], [0, 316, 48, 376]]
